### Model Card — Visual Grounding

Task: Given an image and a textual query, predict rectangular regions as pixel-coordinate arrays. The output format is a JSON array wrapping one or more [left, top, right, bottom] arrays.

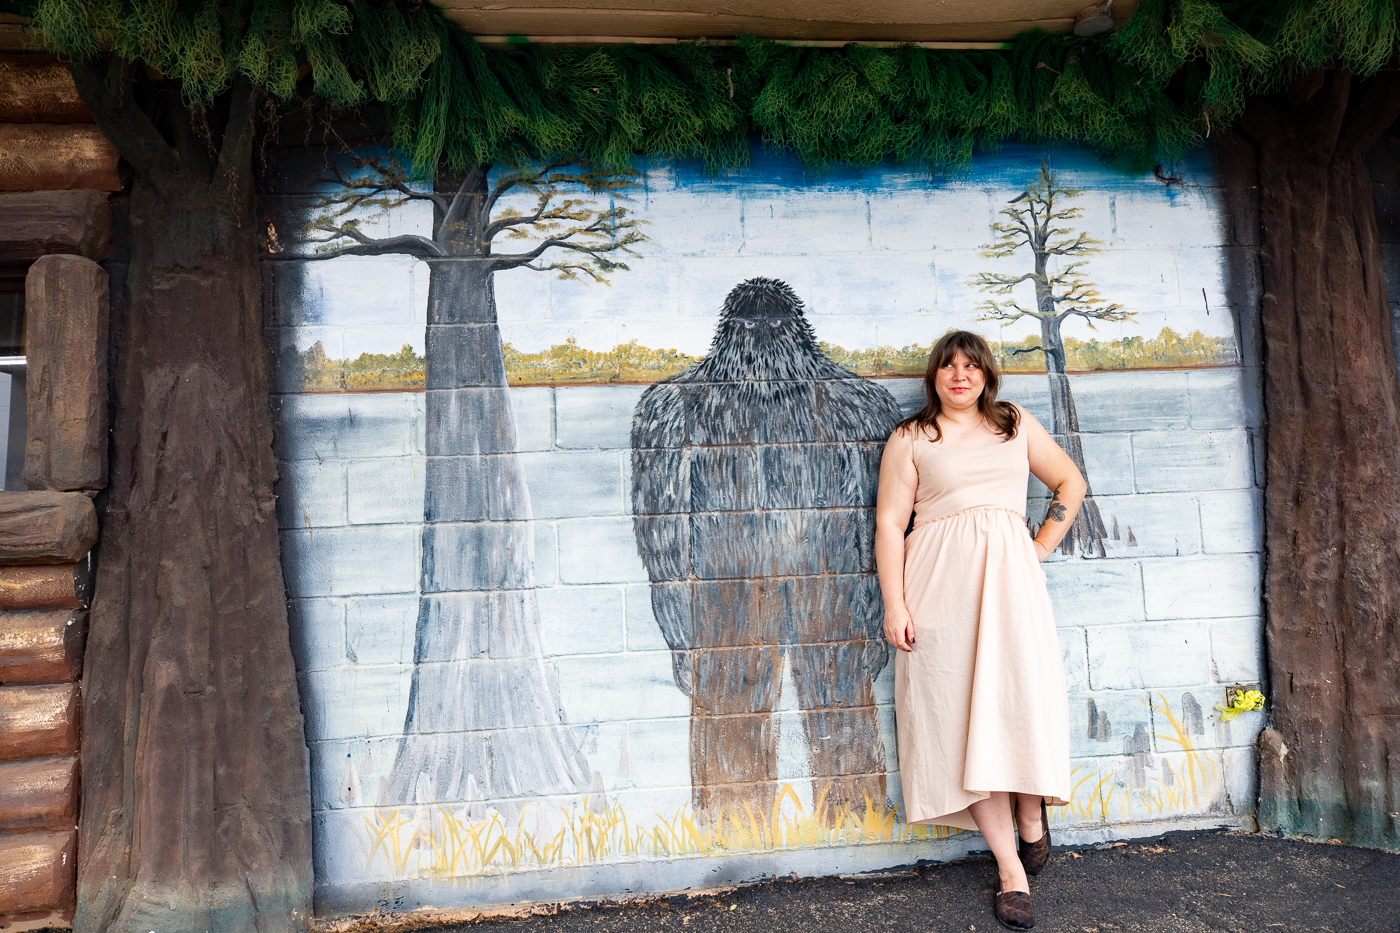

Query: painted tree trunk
[[1239, 73, 1400, 850], [386, 231, 592, 810], [71, 85, 312, 932], [1039, 316, 1108, 557]]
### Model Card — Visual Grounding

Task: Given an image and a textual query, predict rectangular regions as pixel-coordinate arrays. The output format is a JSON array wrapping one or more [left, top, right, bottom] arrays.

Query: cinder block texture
[[0, 610, 85, 685], [0, 756, 79, 831], [23, 255, 109, 492], [0, 683, 79, 760], [1141, 554, 1262, 620], [0, 492, 96, 564], [0, 190, 109, 263], [1131, 430, 1253, 493], [0, 829, 76, 915], [0, 124, 119, 191], [1086, 622, 1212, 690]]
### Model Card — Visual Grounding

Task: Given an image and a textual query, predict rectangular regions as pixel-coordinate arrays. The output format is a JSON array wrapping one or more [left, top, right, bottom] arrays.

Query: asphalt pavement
[[417, 831, 1400, 933]]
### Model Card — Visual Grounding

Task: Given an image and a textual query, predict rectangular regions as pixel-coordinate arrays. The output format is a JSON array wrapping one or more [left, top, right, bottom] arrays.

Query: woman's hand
[[1032, 539, 1050, 562], [884, 604, 917, 651]]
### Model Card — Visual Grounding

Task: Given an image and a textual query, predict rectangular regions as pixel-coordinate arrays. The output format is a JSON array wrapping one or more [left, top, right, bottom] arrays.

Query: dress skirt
[[894, 503, 1071, 829]]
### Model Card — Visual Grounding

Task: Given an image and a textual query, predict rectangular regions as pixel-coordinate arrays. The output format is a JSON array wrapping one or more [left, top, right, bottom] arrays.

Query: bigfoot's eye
[[742, 320, 756, 329], [769, 320, 782, 328]]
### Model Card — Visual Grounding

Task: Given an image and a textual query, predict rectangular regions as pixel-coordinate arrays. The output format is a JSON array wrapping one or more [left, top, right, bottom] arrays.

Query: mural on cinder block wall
[[631, 277, 899, 820], [267, 145, 1265, 911], [289, 154, 646, 815], [973, 163, 1130, 557]]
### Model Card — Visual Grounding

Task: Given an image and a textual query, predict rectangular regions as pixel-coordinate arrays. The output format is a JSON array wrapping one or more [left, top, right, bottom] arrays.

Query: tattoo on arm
[[1047, 491, 1067, 522]]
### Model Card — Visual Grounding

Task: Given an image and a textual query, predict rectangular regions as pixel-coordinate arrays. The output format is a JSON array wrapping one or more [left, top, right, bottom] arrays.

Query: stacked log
[[0, 52, 110, 932], [0, 500, 92, 929], [0, 56, 117, 192]]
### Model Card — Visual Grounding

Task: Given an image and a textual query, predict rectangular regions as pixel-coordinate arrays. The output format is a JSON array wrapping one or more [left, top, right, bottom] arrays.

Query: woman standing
[[875, 331, 1083, 930]]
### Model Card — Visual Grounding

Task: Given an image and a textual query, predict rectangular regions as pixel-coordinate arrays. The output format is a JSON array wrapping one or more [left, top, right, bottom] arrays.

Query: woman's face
[[934, 349, 986, 411]]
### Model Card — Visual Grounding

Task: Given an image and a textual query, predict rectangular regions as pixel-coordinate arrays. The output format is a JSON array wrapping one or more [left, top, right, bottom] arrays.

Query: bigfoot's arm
[[629, 384, 694, 693], [1024, 412, 1087, 560]]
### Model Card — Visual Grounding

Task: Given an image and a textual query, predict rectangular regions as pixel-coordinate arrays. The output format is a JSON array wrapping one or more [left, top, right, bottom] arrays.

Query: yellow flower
[[1215, 689, 1266, 722]]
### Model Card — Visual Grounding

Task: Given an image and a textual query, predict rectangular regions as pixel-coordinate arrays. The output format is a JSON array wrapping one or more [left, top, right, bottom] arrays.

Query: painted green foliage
[[21, 0, 1400, 177], [291, 328, 1235, 391]]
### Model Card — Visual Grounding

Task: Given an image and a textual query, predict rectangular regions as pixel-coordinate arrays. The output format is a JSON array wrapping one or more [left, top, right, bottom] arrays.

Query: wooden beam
[[0, 684, 80, 760], [0, 611, 86, 685], [431, 0, 1140, 42], [0, 830, 76, 917], [24, 257, 109, 493], [0, 124, 120, 192], [0, 757, 79, 831], [0, 57, 92, 124], [0, 564, 93, 612], [0, 190, 110, 264], [437, 10, 1074, 40], [0, 493, 98, 565], [472, 34, 1010, 47]]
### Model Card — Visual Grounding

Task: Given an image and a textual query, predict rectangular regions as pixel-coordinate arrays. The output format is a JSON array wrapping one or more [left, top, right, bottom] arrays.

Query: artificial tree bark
[[1237, 70, 1400, 851], [68, 59, 312, 931]]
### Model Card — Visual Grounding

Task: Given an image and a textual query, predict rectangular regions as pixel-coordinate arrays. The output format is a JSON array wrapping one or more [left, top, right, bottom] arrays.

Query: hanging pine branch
[[22, 0, 1399, 178]]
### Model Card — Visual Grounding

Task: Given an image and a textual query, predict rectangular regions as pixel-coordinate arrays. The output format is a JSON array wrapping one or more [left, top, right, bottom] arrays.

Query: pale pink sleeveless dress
[[894, 414, 1071, 829]]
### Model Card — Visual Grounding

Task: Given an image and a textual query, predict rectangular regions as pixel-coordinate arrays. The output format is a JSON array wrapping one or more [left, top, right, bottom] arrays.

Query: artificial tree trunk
[[1237, 70, 1400, 851], [69, 61, 312, 931]]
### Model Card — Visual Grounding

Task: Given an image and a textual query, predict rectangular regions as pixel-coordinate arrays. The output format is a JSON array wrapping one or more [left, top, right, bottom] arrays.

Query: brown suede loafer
[[995, 890, 1035, 930], [1018, 800, 1051, 875]]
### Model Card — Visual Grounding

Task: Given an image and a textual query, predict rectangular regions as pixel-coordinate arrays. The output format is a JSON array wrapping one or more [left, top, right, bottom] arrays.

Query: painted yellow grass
[[1051, 693, 1224, 827], [292, 327, 1237, 392], [362, 696, 1233, 880], [363, 783, 959, 880]]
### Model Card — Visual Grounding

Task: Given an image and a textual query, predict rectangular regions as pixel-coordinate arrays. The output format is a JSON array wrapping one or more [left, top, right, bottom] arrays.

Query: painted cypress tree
[[293, 154, 643, 810], [971, 163, 1133, 557]]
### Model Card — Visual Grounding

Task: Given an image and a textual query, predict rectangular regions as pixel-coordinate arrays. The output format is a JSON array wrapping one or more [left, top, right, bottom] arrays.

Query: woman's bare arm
[[1023, 412, 1087, 560], [875, 426, 920, 650]]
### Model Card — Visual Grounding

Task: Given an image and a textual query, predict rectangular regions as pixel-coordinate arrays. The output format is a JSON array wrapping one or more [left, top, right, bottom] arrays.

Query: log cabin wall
[[0, 52, 118, 933]]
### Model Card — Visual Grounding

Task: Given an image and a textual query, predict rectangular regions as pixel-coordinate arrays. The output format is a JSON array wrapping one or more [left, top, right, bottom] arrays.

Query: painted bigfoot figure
[[630, 277, 902, 819]]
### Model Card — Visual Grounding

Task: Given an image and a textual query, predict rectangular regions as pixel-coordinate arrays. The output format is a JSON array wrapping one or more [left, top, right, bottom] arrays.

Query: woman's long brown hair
[[896, 330, 1021, 442]]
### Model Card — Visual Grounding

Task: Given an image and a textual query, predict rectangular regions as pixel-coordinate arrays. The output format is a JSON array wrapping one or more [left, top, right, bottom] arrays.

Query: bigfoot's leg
[[688, 579, 784, 823], [787, 575, 889, 814]]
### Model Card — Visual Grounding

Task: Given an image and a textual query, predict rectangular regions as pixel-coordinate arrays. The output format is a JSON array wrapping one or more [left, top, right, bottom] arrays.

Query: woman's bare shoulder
[[887, 421, 921, 443], [1011, 405, 1054, 444]]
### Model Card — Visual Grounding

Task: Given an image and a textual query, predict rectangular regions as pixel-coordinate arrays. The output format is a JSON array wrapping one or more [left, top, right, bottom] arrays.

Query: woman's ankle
[[1015, 799, 1043, 843], [998, 862, 1029, 894]]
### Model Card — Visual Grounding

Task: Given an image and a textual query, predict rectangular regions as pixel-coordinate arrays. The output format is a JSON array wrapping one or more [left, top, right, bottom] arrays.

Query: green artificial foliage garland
[[15, 0, 1400, 173]]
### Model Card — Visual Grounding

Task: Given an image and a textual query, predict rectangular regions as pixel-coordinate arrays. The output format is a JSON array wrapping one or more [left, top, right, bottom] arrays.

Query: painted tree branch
[[305, 223, 445, 259]]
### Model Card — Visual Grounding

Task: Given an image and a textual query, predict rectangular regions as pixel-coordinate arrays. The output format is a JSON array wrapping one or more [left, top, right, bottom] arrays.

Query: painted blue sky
[[281, 144, 1235, 362]]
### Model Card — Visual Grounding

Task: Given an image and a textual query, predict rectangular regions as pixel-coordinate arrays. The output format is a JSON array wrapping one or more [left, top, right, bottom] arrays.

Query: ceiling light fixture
[[1073, 0, 1115, 36]]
